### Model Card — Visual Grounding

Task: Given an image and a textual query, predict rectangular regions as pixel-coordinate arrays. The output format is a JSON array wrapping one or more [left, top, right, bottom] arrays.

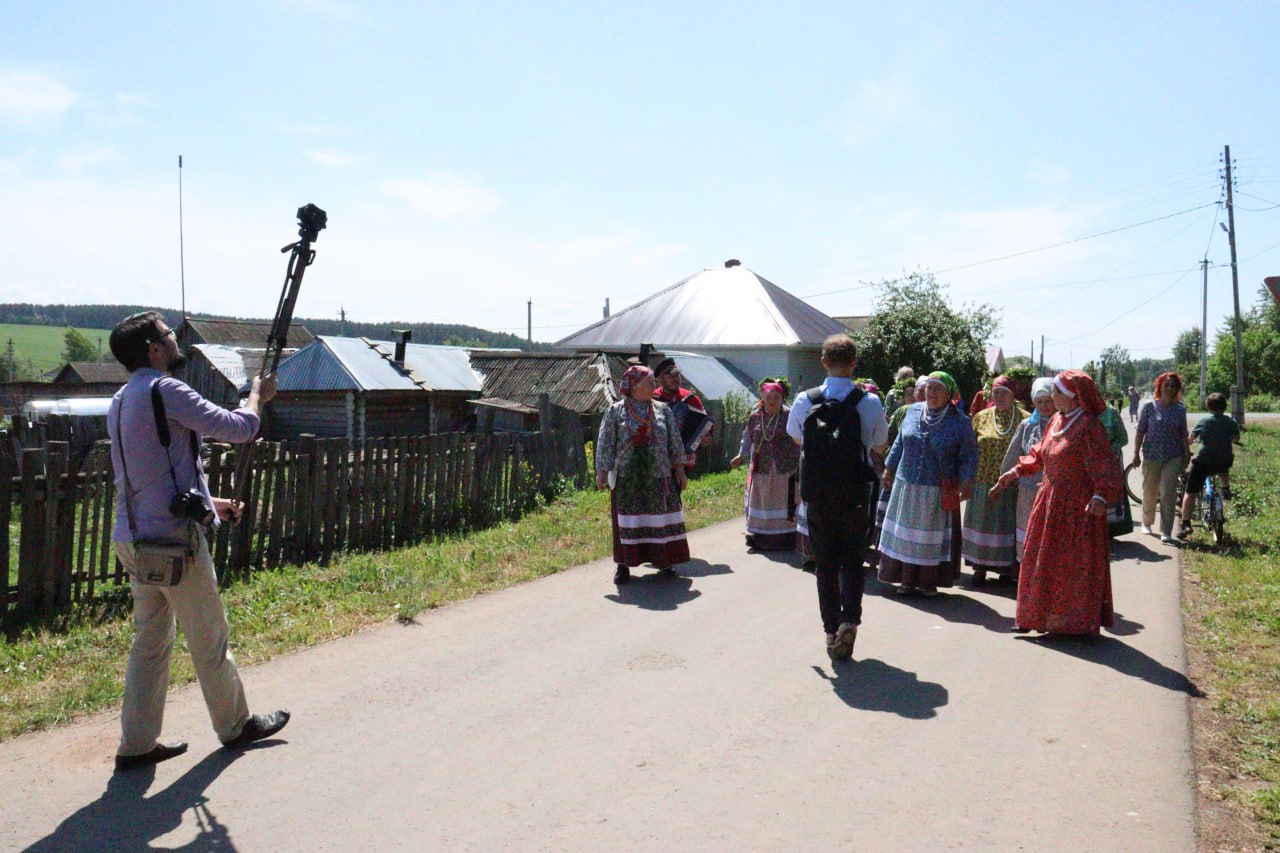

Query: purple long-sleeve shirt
[[109, 368, 260, 543]]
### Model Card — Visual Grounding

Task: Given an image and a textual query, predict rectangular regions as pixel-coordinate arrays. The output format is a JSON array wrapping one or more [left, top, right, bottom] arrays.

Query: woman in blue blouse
[[878, 372, 979, 595], [1134, 372, 1190, 543]]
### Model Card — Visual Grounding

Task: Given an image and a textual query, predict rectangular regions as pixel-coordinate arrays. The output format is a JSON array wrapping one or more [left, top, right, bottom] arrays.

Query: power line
[[928, 202, 1218, 276], [1056, 265, 1199, 344], [1233, 190, 1280, 211]]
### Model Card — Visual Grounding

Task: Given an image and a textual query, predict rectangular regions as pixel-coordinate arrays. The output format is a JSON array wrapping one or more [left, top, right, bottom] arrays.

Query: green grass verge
[[0, 468, 747, 741], [1182, 424, 1280, 845], [0, 322, 116, 374]]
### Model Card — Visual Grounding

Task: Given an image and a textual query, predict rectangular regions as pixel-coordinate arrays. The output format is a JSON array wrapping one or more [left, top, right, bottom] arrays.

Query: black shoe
[[613, 565, 630, 585], [115, 741, 188, 771], [1221, 485, 1232, 500], [222, 710, 290, 749], [657, 566, 676, 579], [801, 559, 816, 573]]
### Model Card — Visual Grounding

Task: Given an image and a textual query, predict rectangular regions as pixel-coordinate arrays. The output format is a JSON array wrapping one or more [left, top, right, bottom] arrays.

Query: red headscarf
[[1053, 370, 1106, 416], [620, 364, 654, 395]]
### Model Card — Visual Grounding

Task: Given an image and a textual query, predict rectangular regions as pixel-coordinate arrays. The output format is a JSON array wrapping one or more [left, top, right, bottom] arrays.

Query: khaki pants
[[116, 531, 250, 757], [1142, 456, 1184, 537]]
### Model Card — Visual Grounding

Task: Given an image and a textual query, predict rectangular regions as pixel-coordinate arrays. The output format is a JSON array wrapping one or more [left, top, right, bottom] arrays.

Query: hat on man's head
[[653, 357, 679, 377]]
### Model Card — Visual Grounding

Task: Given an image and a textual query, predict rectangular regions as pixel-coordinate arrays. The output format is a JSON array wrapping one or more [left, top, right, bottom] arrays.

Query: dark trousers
[[808, 504, 869, 634]]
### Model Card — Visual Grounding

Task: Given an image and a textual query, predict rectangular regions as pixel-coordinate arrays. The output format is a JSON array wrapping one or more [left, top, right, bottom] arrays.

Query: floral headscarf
[[620, 364, 654, 395]]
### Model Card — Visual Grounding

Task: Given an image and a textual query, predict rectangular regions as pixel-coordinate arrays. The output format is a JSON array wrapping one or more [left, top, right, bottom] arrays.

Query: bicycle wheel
[[1124, 460, 1142, 505], [1212, 495, 1226, 547]]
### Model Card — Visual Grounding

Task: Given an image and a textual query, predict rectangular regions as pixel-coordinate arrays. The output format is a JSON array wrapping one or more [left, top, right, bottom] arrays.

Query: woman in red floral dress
[[990, 370, 1123, 635]]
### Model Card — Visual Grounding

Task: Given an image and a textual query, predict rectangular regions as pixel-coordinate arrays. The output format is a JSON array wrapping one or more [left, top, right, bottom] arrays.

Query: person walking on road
[[998, 378, 1055, 562], [962, 375, 1028, 585], [1134, 372, 1190, 543], [596, 364, 690, 585], [730, 379, 801, 551], [107, 312, 291, 771], [991, 370, 1123, 636], [1127, 385, 1141, 423], [878, 372, 978, 596], [787, 335, 887, 661]]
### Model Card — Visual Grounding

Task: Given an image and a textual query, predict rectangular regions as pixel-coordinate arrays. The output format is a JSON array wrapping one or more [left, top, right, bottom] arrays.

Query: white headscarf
[[1031, 378, 1054, 401]]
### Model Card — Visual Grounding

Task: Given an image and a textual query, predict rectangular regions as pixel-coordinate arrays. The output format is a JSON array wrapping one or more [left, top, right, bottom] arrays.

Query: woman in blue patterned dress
[[878, 372, 979, 596]]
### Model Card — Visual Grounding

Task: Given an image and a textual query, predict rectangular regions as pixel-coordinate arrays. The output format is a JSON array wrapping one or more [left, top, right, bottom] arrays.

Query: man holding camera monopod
[[107, 311, 290, 770]]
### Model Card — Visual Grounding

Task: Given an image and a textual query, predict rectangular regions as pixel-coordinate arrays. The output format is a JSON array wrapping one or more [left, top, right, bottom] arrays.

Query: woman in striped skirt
[[878, 372, 979, 596], [999, 378, 1055, 562], [596, 365, 690, 585], [962, 375, 1028, 585], [731, 379, 801, 551]]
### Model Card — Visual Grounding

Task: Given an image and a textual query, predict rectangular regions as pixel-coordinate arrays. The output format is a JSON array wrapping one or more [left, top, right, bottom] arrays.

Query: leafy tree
[[1172, 328, 1201, 367], [1205, 286, 1280, 397], [61, 328, 96, 363], [1097, 344, 1135, 395], [852, 272, 1001, 399]]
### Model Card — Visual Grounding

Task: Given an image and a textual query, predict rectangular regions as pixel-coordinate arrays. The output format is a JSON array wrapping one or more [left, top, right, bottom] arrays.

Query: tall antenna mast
[[178, 155, 187, 319]]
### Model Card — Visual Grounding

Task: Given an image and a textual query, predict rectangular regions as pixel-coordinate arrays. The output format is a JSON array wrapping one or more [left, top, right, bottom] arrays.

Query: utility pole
[[1030, 338, 1034, 366], [1224, 145, 1246, 425], [339, 305, 347, 337], [527, 300, 533, 349], [1200, 258, 1209, 403], [1038, 335, 1045, 376]]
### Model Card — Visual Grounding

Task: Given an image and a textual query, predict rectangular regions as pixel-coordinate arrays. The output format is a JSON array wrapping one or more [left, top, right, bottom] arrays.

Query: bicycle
[[1201, 472, 1227, 547]]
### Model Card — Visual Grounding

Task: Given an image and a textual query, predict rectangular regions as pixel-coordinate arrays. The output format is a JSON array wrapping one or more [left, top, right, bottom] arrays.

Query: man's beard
[[167, 352, 189, 374]]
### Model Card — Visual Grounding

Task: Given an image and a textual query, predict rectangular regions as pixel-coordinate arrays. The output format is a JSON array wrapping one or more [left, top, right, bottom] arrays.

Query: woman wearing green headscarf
[[879, 371, 979, 595]]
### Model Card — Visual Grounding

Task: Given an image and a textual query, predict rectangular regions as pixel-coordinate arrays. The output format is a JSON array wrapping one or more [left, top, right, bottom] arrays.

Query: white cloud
[[306, 149, 357, 167], [841, 73, 934, 145], [0, 70, 78, 123], [58, 146, 118, 174], [376, 171, 504, 220], [1029, 164, 1072, 185]]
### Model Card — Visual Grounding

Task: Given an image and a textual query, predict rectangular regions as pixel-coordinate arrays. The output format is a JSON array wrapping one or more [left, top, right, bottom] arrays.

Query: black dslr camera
[[170, 489, 216, 526]]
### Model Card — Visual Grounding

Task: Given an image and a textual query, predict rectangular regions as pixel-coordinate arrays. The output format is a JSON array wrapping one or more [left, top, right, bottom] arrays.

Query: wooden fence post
[[17, 448, 46, 615], [0, 439, 14, 628]]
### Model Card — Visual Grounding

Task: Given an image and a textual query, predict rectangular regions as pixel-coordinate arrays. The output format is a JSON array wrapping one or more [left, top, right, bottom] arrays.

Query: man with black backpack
[[786, 335, 888, 661], [107, 312, 291, 770]]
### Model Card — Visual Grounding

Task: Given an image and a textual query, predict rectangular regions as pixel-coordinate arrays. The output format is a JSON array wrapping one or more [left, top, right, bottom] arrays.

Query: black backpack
[[799, 386, 876, 510]]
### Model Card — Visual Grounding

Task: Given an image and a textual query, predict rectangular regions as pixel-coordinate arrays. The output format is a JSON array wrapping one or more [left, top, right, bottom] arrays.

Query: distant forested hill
[[0, 304, 551, 351]]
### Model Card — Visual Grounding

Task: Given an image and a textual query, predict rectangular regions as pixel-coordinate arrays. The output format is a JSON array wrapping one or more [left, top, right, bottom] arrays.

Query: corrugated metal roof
[[469, 352, 616, 414], [191, 344, 276, 388], [275, 336, 484, 393], [54, 362, 131, 383], [183, 318, 315, 348], [660, 351, 758, 403], [556, 264, 848, 349]]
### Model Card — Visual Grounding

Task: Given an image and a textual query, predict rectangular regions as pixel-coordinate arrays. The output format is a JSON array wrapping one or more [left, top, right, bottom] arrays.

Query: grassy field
[[0, 322, 116, 374], [0, 467, 748, 741], [1182, 424, 1280, 850]]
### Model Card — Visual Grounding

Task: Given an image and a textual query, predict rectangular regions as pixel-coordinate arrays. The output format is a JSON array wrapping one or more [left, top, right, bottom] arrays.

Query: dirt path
[[1, 499, 1198, 850]]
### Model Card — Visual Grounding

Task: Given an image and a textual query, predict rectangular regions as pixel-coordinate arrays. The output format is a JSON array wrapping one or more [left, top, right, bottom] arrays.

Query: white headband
[[1053, 377, 1075, 399]]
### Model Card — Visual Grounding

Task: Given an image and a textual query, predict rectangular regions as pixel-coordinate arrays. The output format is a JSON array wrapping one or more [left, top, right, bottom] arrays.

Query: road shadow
[[24, 741, 284, 851], [1105, 611, 1145, 637], [605, 573, 703, 611], [1015, 635, 1203, 695], [1111, 539, 1172, 563], [811, 659, 948, 720], [875, 586, 1016, 633], [678, 559, 733, 579], [749, 547, 806, 569]]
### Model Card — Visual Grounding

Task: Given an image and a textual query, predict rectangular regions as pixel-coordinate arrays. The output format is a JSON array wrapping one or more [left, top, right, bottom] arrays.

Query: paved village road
[[1, 422, 1199, 851]]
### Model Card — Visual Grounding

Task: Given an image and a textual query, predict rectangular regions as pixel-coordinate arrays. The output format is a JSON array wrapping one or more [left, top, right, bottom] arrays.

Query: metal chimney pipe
[[393, 329, 411, 364]]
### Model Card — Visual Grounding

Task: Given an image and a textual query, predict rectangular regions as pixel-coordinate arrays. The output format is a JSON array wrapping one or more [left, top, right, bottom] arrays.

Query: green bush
[[1245, 393, 1278, 413]]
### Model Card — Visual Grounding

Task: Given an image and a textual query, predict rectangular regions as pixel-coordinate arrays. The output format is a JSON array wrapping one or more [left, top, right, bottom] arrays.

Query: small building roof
[[190, 344, 276, 390], [469, 351, 618, 414], [833, 315, 871, 334], [180, 317, 315, 349], [275, 336, 486, 393], [986, 345, 1006, 375], [556, 262, 848, 349], [51, 362, 131, 384], [659, 351, 759, 403]]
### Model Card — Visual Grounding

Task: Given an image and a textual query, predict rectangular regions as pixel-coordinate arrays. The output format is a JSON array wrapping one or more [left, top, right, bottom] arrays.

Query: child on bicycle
[[1179, 392, 1240, 538]]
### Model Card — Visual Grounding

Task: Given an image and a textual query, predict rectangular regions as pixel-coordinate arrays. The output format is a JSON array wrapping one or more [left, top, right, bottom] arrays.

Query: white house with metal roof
[[556, 261, 849, 391]]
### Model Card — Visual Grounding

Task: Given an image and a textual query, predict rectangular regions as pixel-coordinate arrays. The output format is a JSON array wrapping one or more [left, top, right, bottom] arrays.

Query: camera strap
[[149, 379, 200, 496]]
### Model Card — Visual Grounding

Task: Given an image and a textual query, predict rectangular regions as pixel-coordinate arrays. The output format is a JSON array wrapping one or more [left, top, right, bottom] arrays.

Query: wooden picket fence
[[1, 420, 588, 631]]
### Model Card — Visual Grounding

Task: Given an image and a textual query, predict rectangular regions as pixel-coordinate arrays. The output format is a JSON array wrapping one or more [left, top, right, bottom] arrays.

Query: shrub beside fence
[[2, 414, 588, 631]]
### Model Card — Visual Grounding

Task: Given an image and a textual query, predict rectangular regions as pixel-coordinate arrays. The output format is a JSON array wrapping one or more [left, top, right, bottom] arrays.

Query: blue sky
[[3, 1, 1278, 368]]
